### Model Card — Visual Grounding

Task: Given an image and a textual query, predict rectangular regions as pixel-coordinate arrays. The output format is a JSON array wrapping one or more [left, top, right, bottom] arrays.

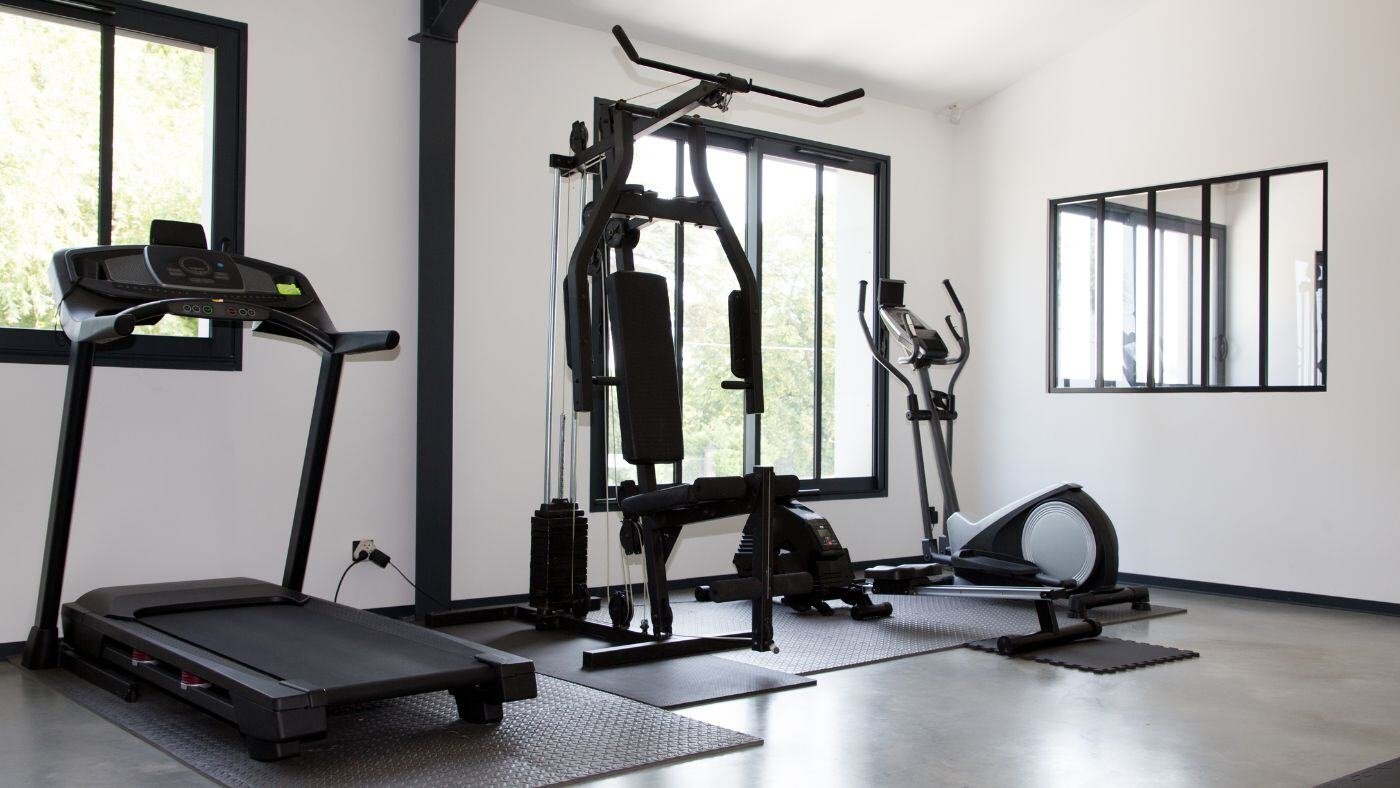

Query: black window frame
[[589, 101, 891, 509], [0, 0, 246, 371], [1048, 162, 1327, 393]]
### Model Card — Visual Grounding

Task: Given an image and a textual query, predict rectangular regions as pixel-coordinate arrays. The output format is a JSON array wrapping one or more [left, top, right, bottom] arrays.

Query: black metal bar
[[812, 164, 824, 477], [1147, 191, 1157, 388], [744, 142, 762, 471], [748, 466, 775, 652], [412, 31, 457, 615], [282, 352, 343, 591], [1200, 187, 1211, 386], [22, 340, 97, 670], [672, 138, 684, 484], [565, 109, 634, 413], [688, 123, 763, 414], [97, 24, 114, 245], [1095, 198, 1105, 388]]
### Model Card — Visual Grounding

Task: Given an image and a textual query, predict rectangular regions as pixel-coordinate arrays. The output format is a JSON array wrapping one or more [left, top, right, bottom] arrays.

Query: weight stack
[[528, 499, 590, 613]]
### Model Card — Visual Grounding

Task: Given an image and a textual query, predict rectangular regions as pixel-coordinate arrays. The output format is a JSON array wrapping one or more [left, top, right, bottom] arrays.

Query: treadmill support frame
[[23, 340, 97, 670]]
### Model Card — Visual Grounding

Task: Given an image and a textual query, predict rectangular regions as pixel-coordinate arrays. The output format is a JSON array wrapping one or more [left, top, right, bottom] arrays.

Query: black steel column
[[411, 0, 476, 616], [23, 341, 98, 669], [283, 352, 344, 592]]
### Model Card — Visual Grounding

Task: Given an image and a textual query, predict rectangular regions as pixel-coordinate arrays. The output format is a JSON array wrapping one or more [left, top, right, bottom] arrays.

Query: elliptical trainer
[[859, 278, 1150, 652]]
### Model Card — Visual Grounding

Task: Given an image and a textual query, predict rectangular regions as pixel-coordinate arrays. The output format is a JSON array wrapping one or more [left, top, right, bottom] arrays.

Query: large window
[[0, 0, 245, 369], [1050, 163, 1326, 391], [593, 112, 890, 505]]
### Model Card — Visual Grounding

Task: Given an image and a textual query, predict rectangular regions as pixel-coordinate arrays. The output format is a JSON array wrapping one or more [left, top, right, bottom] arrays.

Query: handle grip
[[613, 25, 863, 109], [857, 280, 868, 313], [612, 24, 639, 61], [750, 83, 866, 108], [942, 279, 964, 314], [75, 312, 136, 343]]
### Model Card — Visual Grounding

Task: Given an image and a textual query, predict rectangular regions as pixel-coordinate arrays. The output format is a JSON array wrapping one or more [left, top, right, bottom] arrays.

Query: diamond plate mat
[[437, 617, 813, 709], [587, 595, 1186, 675], [28, 669, 759, 787]]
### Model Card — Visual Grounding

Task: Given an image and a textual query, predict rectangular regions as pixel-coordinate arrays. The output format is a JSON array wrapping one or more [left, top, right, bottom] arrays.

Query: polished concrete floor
[[3, 589, 1398, 787]]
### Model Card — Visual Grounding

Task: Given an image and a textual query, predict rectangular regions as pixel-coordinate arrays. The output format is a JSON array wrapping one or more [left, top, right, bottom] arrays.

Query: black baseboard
[[1, 640, 20, 659], [1119, 573, 1400, 617]]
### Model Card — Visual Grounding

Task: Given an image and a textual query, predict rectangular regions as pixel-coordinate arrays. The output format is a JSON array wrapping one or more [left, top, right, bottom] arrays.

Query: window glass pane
[[681, 146, 747, 481], [1054, 200, 1097, 387], [1154, 187, 1203, 386], [112, 30, 214, 337], [1103, 193, 1149, 388], [0, 10, 100, 331], [759, 155, 817, 478], [628, 135, 677, 199], [820, 167, 874, 477], [1266, 170, 1325, 386], [1209, 179, 1262, 386]]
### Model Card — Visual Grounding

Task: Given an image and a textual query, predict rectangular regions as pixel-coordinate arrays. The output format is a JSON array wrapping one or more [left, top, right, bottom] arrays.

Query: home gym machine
[[858, 277, 1151, 653], [424, 27, 883, 666], [21, 221, 536, 760]]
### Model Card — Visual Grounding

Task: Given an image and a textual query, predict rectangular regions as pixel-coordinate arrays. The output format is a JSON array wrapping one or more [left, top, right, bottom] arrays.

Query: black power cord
[[333, 561, 357, 603], [332, 546, 448, 609]]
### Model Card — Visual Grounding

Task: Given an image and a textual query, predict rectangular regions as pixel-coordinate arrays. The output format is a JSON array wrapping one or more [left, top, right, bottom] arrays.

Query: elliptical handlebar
[[857, 280, 918, 402], [612, 25, 865, 109], [941, 279, 969, 392]]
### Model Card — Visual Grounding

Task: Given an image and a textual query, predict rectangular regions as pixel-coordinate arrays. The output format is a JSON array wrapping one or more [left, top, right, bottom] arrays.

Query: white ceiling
[[482, 0, 1152, 111]]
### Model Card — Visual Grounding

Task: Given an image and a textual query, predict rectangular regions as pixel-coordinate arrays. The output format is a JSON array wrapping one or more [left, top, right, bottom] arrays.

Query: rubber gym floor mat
[[436, 617, 814, 708], [1317, 756, 1400, 787], [965, 635, 1200, 673], [26, 668, 759, 788], [585, 594, 1187, 676]]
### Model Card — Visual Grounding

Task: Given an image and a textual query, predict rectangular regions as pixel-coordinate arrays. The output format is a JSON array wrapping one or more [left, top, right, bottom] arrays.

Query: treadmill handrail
[[67, 298, 397, 357]]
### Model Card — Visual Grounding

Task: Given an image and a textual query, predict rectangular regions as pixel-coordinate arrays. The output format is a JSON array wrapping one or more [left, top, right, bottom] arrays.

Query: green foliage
[[0, 11, 208, 338]]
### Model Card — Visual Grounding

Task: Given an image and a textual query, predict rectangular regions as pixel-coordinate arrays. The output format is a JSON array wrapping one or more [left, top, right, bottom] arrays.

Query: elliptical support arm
[[859, 280, 939, 545]]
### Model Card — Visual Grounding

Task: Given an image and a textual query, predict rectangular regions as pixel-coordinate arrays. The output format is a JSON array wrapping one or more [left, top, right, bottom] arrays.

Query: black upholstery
[[605, 272, 684, 464], [621, 474, 801, 515], [621, 476, 748, 515]]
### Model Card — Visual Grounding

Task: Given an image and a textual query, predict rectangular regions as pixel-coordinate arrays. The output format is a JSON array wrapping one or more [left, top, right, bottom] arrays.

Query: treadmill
[[20, 221, 536, 761]]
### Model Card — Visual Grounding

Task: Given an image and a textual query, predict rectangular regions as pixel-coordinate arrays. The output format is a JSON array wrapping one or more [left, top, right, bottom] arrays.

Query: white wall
[[1, 0, 421, 643], [452, 4, 957, 599], [952, 0, 1400, 601]]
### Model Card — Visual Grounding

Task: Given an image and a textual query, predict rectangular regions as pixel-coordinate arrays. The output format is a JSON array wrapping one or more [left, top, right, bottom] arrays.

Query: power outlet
[[352, 539, 376, 562]]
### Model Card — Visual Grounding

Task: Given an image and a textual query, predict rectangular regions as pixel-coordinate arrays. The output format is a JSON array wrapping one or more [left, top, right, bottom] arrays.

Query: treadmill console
[[59, 245, 316, 311], [145, 246, 246, 291]]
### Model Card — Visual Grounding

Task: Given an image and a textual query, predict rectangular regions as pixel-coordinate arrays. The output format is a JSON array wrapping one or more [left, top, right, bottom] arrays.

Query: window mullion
[[812, 163, 824, 480], [1258, 176, 1269, 386], [1094, 198, 1105, 388], [1200, 187, 1211, 386], [1146, 191, 1157, 388], [97, 24, 114, 245]]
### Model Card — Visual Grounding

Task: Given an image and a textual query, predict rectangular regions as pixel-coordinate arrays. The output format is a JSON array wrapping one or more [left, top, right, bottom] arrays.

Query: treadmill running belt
[[142, 603, 485, 692]]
